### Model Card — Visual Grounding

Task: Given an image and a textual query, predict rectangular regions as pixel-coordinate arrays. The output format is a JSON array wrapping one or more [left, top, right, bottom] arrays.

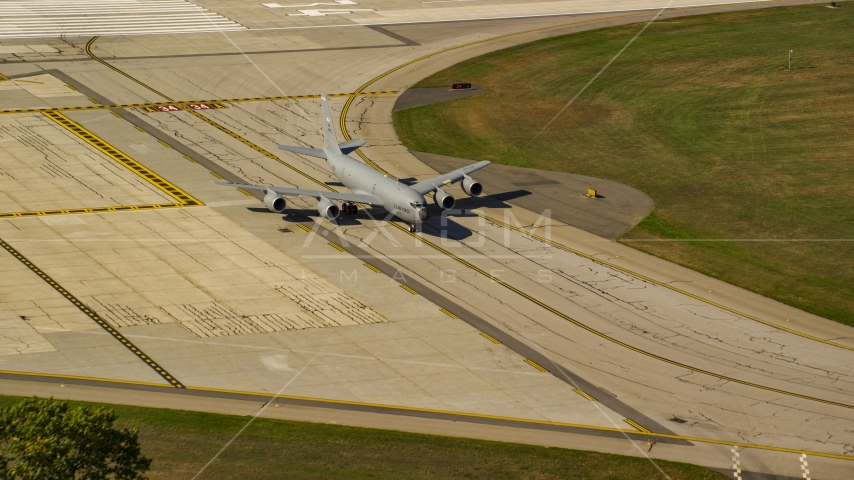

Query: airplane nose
[[418, 207, 429, 221]]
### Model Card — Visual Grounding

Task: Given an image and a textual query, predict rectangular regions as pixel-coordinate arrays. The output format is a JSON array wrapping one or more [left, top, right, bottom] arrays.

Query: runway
[[0, 0, 851, 478]]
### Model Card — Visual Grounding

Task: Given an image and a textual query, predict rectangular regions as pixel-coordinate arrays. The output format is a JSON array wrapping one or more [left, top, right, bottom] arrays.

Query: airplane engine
[[434, 188, 455, 210], [461, 175, 483, 197], [317, 197, 340, 220], [264, 190, 286, 213]]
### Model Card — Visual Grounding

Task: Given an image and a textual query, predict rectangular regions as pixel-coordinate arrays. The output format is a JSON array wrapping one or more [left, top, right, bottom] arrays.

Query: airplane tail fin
[[319, 94, 342, 154]]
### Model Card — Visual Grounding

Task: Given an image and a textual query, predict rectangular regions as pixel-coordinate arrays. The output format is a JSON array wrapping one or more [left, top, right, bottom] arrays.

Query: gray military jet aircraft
[[214, 94, 490, 232]]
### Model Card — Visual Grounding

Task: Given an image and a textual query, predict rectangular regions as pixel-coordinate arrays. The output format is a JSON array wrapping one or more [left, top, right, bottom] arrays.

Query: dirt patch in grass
[[394, 4, 854, 326]]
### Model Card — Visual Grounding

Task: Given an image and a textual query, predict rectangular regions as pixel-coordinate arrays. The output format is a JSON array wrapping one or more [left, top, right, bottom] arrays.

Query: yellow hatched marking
[[0, 239, 183, 388], [183, 155, 197, 163], [480, 332, 500, 344], [573, 388, 596, 402], [328, 242, 346, 252], [134, 125, 145, 132], [65, 84, 78, 91], [525, 359, 548, 372], [363, 263, 382, 273], [42, 111, 202, 207], [400, 285, 418, 295], [296, 223, 312, 233], [0, 72, 10, 82], [210, 171, 225, 180], [624, 418, 651, 433], [0, 92, 395, 115], [237, 188, 253, 197], [157, 139, 172, 148], [110, 111, 122, 118]]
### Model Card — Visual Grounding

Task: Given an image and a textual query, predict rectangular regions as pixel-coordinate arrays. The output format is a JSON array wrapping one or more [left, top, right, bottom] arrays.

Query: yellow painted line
[[183, 155, 197, 163], [525, 359, 548, 372], [624, 418, 651, 433], [0, 204, 181, 219], [296, 223, 312, 233], [400, 284, 418, 295], [42, 111, 202, 208], [480, 332, 500, 344], [179, 104, 335, 192], [157, 139, 172, 148], [386, 219, 854, 410], [210, 171, 225, 180], [134, 125, 145, 132], [0, 368, 850, 462], [0, 94, 395, 116], [328, 241, 346, 252], [364, 263, 383, 273], [86, 36, 174, 101], [574, 388, 596, 402], [0, 240, 183, 388], [329, 15, 854, 408], [331, 8, 854, 356], [237, 188, 253, 197], [0, 369, 171, 389], [471, 214, 854, 353], [80, 23, 854, 412], [16, 79, 43, 84], [173, 385, 854, 461]]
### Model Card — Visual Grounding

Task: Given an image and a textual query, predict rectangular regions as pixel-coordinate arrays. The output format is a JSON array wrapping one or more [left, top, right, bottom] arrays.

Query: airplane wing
[[276, 145, 326, 159], [213, 181, 380, 205], [277, 139, 366, 158], [409, 160, 492, 195]]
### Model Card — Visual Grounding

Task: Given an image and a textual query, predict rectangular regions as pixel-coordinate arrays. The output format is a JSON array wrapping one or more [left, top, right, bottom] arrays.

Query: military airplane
[[214, 94, 490, 232]]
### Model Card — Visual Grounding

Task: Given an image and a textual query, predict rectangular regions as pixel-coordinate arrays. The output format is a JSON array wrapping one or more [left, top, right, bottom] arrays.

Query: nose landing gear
[[409, 223, 416, 233]]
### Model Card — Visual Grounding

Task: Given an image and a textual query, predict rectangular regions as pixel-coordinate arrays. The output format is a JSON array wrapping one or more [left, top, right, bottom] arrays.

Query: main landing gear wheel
[[343, 202, 357, 215], [409, 223, 416, 233]]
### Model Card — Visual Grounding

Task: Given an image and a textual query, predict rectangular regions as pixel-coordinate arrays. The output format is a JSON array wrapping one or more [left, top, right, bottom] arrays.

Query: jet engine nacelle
[[317, 197, 340, 220], [461, 175, 483, 197], [434, 188, 455, 210], [264, 190, 286, 213]]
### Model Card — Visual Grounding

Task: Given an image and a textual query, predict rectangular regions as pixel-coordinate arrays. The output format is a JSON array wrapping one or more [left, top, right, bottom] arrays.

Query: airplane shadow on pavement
[[246, 189, 531, 241]]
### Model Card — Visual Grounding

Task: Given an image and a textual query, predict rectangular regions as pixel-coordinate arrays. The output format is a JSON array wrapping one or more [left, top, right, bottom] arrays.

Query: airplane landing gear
[[409, 223, 416, 233], [343, 202, 358, 215]]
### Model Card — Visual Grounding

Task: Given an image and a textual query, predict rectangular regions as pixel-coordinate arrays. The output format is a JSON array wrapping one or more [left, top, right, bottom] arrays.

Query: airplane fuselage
[[324, 147, 429, 224]]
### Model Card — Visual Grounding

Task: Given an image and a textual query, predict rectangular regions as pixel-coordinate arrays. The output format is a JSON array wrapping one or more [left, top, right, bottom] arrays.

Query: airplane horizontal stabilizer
[[338, 139, 366, 155], [277, 144, 327, 159]]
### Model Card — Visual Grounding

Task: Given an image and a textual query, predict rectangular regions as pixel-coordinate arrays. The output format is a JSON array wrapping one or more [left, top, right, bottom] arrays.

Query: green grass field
[[0, 396, 722, 479], [393, 5, 854, 326]]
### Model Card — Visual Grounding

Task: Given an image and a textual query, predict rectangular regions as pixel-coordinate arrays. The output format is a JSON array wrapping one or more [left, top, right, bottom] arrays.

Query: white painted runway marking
[[262, 0, 358, 7], [0, 0, 246, 39], [287, 8, 376, 16]]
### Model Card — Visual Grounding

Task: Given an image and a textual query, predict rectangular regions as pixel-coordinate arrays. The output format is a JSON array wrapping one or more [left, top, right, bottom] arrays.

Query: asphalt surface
[[410, 151, 654, 240], [1, 1, 852, 479], [392, 86, 484, 112]]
